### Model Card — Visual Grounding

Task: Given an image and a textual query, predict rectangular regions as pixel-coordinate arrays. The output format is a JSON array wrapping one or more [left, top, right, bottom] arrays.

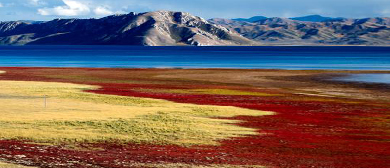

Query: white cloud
[[38, 0, 90, 16], [382, 9, 390, 15], [0, 3, 3, 7], [29, 0, 46, 6], [115, 10, 128, 14], [94, 6, 114, 16]]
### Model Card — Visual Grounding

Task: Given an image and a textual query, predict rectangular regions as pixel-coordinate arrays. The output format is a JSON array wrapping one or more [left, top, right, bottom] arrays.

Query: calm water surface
[[334, 74, 390, 84], [0, 46, 390, 70], [2, 45, 390, 84]]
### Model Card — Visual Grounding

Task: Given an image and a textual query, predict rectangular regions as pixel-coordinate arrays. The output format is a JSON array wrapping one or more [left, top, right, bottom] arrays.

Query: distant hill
[[209, 17, 390, 45], [0, 11, 256, 46], [290, 15, 342, 22], [233, 15, 342, 23], [232, 16, 267, 22]]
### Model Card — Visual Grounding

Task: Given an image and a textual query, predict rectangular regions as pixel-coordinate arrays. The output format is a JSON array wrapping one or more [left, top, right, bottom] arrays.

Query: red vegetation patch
[[0, 68, 390, 167], [89, 84, 390, 167]]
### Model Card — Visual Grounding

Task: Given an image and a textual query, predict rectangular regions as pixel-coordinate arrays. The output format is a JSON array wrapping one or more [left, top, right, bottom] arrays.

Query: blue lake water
[[0, 46, 390, 70], [334, 74, 390, 84]]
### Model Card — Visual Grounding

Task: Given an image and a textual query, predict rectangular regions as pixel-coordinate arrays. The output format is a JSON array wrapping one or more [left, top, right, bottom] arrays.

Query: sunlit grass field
[[0, 78, 273, 146], [0, 161, 36, 168]]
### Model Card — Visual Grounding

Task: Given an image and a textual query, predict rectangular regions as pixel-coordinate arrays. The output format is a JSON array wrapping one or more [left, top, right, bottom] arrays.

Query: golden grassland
[[0, 161, 35, 168], [0, 79, 273, 146]]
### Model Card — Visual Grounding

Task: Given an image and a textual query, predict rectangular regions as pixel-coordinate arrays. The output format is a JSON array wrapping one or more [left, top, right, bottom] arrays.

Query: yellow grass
[[0, 80, 273, 146], [0, 161, 35, 168]]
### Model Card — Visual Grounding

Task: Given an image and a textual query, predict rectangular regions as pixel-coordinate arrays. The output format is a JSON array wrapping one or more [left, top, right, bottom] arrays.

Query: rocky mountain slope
[[0, 11, 256, 46], [209, 17, 390, 45], [1, 11, 389, 46]]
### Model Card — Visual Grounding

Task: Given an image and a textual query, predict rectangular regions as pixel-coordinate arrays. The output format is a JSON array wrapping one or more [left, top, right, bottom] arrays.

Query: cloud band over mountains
[[0, 0, 389, 21], [36, 0, 120, 16], [38, 0, 90, 16]]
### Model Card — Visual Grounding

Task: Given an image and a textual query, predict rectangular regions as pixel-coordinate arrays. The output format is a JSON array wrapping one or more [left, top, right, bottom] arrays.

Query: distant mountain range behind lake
[[1, 11, 389, 46], [232, 15, 343, 23]]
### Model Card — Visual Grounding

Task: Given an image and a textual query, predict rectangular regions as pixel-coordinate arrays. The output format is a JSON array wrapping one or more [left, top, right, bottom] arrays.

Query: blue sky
[[0, 0, 389, 21]]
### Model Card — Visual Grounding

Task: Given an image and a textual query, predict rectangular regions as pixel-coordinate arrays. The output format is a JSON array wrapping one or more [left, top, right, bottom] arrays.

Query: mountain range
[[209, 17, 390, 45], [0, 11, 389, 46], [0, 11, 255, 46], [233, 16, 268, 23], [232, 15, 341, 23]]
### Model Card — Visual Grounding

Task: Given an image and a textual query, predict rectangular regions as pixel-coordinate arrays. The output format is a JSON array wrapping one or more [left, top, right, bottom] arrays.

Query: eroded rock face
[[209, 17, 390, 45], [0, 11, 257, 46]]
